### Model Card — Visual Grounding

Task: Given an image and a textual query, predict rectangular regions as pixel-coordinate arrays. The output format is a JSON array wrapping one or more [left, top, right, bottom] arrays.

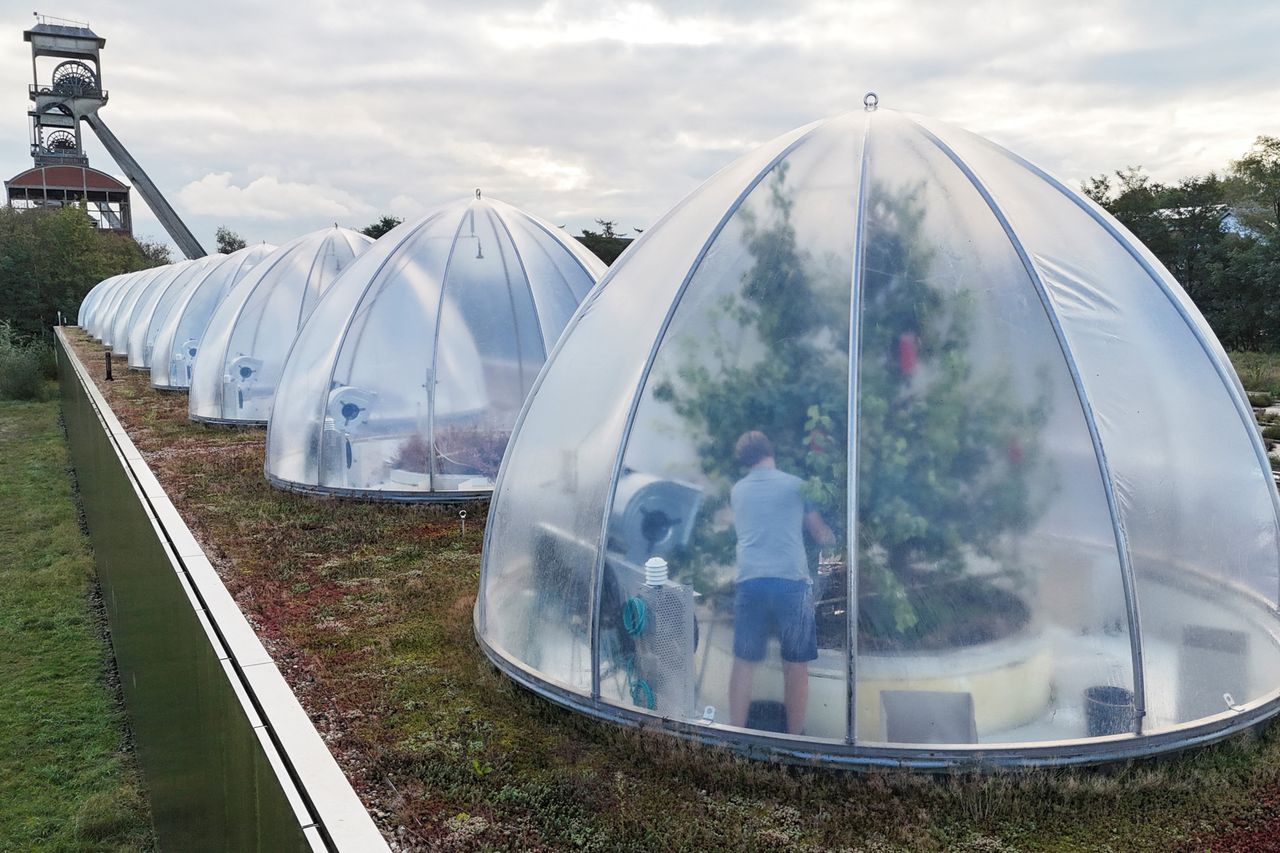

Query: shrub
[[1232, 351, 1280, 397], [0, 322, 53, 401], [1249, 391, 1274, 408]]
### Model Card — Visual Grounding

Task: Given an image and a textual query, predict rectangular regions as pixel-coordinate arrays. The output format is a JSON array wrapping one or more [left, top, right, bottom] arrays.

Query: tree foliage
[[360, 215, 403, 240], [1229, 135, 1280, 237], [214, 225, 247, 254], [586, 218, 619, 239], [0, 321, 55, 400], [653, 166, 1046, 637], [136, 238, 173, 266], [1083, 140, 1280, 350], [0, 204, 166, 339], [577, 219, 632, 265]]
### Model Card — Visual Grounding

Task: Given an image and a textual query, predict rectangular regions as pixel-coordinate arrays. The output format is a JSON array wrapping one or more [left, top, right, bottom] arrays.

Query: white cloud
[[3, 0, 1279, 258], [498, 149, 592, 193], [486, 1, 723, 48], [177, 173, 375, 222], [388, 194, 428, 220], [673, 130, 762, 153]]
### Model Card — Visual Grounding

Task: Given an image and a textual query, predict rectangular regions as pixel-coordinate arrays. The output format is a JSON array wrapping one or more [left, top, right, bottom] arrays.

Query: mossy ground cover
[[60, 329, 1280, 851], [0, 393, 153, 852]]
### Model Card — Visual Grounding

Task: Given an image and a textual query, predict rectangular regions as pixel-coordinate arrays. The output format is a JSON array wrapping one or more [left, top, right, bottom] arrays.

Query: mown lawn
[[0, 395, 154, 852], [58, 329, 1280, 851]]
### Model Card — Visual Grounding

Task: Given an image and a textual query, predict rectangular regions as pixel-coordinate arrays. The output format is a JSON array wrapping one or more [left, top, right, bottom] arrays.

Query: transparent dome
[[475, 107, 1280, 767], [87, 268, 144, 342], [265, 194, 606, 501], [85, 268, 131, 343], [82, 271, 133, 338], [126, 253, 225, 370], [104, 265, 181, 352], [79, 273, 126, 330], [151, 244, 277, 391], [189, 227, 373, 424]]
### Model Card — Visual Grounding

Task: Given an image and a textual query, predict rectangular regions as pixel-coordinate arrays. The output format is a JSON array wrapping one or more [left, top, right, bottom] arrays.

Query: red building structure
[[5, 163, 131, 232]]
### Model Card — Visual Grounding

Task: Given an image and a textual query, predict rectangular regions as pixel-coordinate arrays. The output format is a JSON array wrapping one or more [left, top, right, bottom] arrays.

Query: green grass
[[59, 329, 1280, 851], [0, 396, 154, 852]]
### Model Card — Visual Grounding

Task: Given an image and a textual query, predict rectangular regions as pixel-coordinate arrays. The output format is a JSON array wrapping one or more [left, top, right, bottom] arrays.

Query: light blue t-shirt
[[730, 466, 811, 584]]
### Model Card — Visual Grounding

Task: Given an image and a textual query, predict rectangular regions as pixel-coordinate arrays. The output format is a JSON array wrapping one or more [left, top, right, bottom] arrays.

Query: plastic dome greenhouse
[[126, 254, 225, 370], [105, 265, 180, 352], [79, 273, 126, 331], [474, 105, 1280, 767], [189, 227, 372, 424], [83, 270, 137, 339], [115, 261, 196, 359], [151, 243, 277, 391], [265, 194, 606, 501], [88, 270, 145, 340]]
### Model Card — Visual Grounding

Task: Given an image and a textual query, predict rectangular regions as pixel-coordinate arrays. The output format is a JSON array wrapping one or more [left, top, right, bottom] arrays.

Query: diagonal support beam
[[83, 113, 206, 259]]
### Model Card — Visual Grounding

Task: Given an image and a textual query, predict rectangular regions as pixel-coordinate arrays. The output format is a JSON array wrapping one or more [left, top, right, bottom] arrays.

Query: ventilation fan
[[227, 355, 263, 383], [326, 386, 375, 427]]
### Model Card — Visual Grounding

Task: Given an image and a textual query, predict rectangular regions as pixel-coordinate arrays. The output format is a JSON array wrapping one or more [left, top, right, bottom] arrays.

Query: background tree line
[[0, 203, 169, 399], [0, 203, 169, 339], [1082, 135, 1280, 350]]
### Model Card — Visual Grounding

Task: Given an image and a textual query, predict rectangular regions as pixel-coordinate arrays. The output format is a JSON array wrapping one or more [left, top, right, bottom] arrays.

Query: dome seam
[[488, 202, 550, 365], [423, 206, 476, 488], [843, 108, 873, 746], [314, 210, 451, 460]]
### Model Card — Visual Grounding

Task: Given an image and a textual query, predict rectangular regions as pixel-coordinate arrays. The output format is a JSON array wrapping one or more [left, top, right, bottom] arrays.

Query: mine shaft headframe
[[21, 14, 207, 258]]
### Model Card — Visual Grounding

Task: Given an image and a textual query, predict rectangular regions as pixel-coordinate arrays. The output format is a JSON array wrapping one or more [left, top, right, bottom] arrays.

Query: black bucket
[[1084, 686, 1136, 736], [746, 700, 788, 733]]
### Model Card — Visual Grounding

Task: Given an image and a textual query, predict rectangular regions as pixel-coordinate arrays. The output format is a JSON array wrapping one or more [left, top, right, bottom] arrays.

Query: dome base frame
[[188, 413, 267, 428], [475, 617, 1280, 770], [265, 471, 491, 504]]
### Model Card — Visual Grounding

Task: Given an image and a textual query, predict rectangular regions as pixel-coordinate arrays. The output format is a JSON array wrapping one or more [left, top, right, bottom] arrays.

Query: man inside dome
[[728, 430, 836, 735]]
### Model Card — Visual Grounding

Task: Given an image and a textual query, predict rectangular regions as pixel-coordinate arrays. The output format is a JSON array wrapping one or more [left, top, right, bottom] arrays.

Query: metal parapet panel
[[56, 329, 386, 852]]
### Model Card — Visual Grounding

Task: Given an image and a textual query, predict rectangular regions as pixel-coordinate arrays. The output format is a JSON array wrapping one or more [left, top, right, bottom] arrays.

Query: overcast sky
[[2, 1, 1278, 258]]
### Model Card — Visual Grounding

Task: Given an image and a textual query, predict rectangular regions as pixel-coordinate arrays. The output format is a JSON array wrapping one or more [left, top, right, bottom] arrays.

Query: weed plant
[[0, 321, 56, 400], [1233, 351, 1280, 398]]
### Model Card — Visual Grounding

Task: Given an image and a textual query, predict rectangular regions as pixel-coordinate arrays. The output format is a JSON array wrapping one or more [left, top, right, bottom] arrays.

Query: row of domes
[[79, 193, 603, 498], [77, 106, 1280, 767]]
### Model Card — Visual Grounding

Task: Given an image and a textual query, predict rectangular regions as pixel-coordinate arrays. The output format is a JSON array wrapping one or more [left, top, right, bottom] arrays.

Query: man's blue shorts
[[732, 577, 817, 663]]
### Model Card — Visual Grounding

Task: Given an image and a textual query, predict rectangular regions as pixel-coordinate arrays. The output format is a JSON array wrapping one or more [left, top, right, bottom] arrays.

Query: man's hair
[[734, 430, 774, 468]]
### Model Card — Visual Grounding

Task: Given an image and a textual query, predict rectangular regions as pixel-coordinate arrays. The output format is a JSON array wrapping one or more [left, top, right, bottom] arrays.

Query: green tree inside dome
[[652, 165, 1050, 647]]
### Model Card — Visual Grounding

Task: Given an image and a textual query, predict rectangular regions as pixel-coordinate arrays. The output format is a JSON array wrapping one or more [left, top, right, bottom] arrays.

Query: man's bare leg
[[729, 658, 757, 728], [783, 661, 809, 735]]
